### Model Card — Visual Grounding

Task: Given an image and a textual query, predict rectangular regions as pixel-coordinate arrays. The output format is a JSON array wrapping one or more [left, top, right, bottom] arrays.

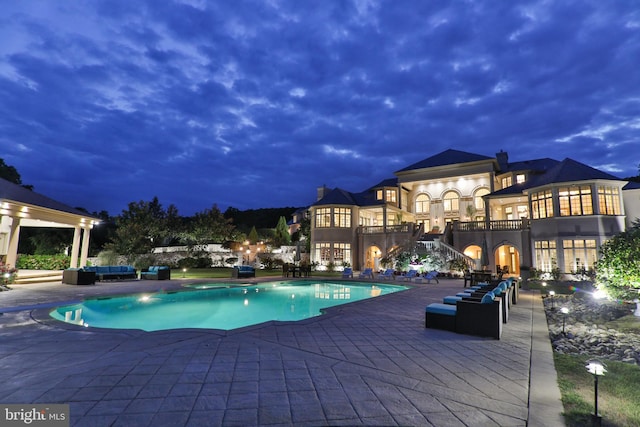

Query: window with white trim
[[333, 207, 352, 228], [531, 190, 554, 219], [501, 176, 512, 188], [562, 239, 597, 273], [559, 186, 593, 216], [333, 243, 351, 266], [598, 186, 621, 215], [443, 191, 459, 213], [315, 208, 331, 227], [385, 189, 397, 203], [534, 240, 557, 272], [474, 188, 489, 210], [415, 194, 430, 213]]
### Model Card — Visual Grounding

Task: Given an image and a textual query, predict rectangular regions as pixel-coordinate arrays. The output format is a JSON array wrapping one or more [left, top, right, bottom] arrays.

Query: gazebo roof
[[0, 178, 99, 228]]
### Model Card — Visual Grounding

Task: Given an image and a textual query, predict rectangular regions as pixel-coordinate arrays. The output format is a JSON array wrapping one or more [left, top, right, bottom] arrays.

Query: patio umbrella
[[295, 240, 301, 264], [480, 236, 490, 270]]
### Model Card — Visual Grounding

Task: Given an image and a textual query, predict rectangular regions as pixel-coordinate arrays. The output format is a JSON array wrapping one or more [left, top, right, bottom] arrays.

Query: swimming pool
[[49, 280, 408, 331]]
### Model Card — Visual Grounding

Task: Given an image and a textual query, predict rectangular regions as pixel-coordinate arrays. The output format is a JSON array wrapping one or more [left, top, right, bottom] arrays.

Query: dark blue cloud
[[1, 0, 639, 216]]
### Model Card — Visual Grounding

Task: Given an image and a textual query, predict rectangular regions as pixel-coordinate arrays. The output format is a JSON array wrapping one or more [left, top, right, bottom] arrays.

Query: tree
[[182, 205, 237, 247], [596, 220, 640, 301], [273, 216, 291, 247], [0, 158, 22, 184], [0, 158, 33, 189], [106, 197, 177, 256], [247, 226, 259, 244]]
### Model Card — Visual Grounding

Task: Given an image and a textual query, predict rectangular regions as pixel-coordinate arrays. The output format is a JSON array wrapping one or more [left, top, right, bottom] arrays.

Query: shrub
[[97, 250, 119, 266], [177, 256, 211, 269], [224, 257, 239, 266], [1, 262, 17, 287], [596, 220, 640, 300], [16, 254, 70, 270], [133, 254, 157, 271], [449, 258, 469, 276]]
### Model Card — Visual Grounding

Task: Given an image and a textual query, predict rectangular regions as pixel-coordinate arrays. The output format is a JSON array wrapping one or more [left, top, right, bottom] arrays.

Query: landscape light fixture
[[549, 290, 556, 309], [560, 306, 569, 334], [585, 359, 607, 427], [182, 268, 187, 278]]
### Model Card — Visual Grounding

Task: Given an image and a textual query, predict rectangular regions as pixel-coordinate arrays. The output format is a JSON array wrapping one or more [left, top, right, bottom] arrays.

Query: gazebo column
[[70, 226, 81, 268], [79, 226, 91, 267], [6, 216, 21, 268]]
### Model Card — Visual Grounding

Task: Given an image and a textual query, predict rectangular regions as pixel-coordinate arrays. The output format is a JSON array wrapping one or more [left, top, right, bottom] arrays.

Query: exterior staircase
[[14, 270, 63, 285], [386, 236, 475, 272]]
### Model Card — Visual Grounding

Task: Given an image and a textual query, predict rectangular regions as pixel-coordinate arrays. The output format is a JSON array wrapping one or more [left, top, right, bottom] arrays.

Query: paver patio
[[0, 277, 564, 426]]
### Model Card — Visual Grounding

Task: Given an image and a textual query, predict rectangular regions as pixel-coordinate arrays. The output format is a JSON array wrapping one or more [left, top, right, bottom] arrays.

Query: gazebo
[[0, 178, 99, 269]]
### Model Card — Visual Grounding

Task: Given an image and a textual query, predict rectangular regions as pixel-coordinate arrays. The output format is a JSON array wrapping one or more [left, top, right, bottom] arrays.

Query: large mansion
[[308, 149, 640, 277]]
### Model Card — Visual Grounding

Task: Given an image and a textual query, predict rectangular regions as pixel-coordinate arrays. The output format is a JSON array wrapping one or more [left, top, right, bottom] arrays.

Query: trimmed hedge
[[16, 254, 71, 270]]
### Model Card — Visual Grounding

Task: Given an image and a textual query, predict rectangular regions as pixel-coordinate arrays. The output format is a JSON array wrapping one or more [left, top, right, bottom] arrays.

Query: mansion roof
[[312, 149, 627, 208], [396, 149, 493, 173]]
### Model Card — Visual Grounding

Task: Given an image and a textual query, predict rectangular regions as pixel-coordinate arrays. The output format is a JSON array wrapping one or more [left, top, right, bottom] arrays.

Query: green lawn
[[555, 353, 640, 426], [550, 291, 640, 427]]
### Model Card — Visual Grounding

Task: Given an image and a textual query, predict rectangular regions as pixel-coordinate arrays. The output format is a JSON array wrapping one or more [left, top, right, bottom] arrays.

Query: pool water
[[50, 280, 408, 331]]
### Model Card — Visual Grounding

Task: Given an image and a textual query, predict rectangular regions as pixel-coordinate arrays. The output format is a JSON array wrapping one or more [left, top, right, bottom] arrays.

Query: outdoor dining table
[[471, 271, 492, 286]]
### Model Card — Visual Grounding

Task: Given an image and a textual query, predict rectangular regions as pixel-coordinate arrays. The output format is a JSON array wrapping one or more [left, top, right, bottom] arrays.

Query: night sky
[[2, 1, 639, 216]]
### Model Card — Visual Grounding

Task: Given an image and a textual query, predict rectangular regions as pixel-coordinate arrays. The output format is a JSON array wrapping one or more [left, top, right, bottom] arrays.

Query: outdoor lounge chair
[[378, 268, 395, 280], [358, 268, 373, 279], [425, 292, 503, 339], [342, 267, 353, 278], [399, 270, 418, 281], [424, 270, 439, 283], [459, 281, 511, 322]]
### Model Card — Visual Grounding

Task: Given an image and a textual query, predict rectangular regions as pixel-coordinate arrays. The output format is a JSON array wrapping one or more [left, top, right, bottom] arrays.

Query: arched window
[[443, 191, 459, 213], [415, 194, 430, 213], [474, 188, 490, 210]]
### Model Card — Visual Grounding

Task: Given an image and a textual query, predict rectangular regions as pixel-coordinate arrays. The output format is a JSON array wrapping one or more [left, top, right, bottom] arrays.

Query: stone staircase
[[14, 270, 63, 285]]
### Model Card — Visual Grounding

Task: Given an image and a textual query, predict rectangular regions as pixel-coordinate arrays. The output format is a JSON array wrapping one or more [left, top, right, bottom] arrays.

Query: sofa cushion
[[481, 292, 495, 304], [443, 296, 462, 305], [425, 303, 457, 316]]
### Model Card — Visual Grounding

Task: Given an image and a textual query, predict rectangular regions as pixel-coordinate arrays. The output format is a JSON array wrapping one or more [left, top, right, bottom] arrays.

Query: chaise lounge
[[358, 268, 374, 279], [425, 292, 503, 339]]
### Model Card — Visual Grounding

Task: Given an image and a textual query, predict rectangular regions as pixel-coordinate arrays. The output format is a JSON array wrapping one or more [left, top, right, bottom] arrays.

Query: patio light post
[[548, 290, 556, 310], [586, 359, 606, 427], [560, 306, 569, 335]]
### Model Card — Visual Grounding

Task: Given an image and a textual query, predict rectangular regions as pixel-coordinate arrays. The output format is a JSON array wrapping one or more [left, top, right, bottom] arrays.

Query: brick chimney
[[496, 150, 509, 171], [317, 185, 329, 201]]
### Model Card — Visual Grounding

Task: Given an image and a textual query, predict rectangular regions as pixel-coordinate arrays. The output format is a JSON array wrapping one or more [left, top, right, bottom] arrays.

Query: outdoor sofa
[[62, 268, 96, 285], [232, 265, 256, 278], [140, 265, 171, 280], [82, 265, 137, 281]]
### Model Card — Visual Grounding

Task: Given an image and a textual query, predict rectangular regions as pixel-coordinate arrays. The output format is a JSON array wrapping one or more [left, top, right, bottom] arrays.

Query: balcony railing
[[358, 224, 414, 234], [454, 219, 530, 232]]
